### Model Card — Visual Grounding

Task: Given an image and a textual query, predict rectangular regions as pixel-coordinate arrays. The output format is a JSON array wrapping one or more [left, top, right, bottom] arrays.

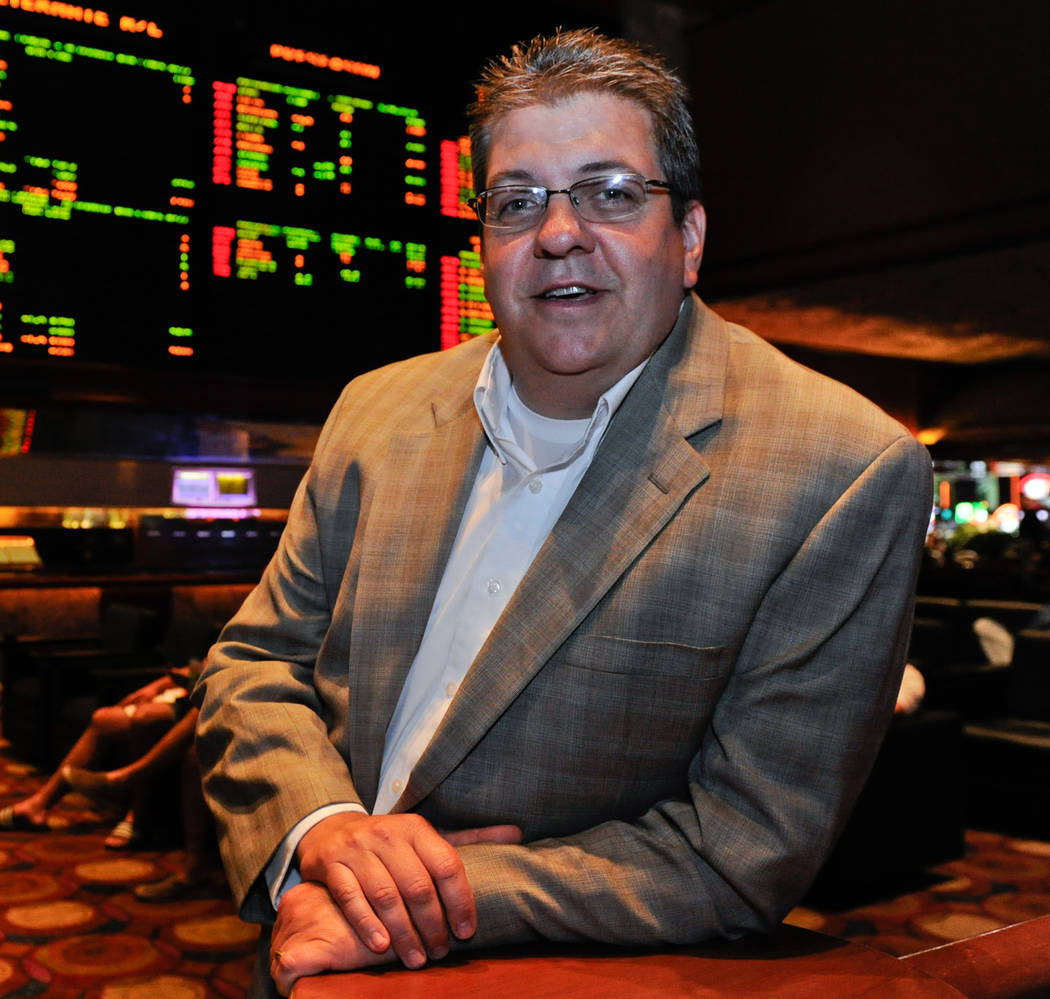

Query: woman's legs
[[64, 704, 194, 797], [9, 702, 164, 826]]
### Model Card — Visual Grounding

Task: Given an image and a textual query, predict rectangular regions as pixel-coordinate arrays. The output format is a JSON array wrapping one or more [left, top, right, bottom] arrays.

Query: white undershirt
[[266, 343, 647, 905]]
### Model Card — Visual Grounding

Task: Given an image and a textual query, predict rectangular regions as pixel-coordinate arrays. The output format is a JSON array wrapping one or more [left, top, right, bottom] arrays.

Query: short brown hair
[[468, 28, 702, 224]]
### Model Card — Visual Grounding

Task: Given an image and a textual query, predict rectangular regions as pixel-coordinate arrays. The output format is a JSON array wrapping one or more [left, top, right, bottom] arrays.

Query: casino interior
[[0, 0, 1047, 997]]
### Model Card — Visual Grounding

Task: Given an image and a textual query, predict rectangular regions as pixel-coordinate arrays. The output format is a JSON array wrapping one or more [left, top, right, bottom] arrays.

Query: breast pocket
[[562, 633, 729, 679], [531, 633, 733, 799]]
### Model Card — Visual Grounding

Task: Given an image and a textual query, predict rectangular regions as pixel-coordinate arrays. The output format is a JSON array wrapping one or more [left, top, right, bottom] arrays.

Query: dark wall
[[687, 0, 1050, 292]]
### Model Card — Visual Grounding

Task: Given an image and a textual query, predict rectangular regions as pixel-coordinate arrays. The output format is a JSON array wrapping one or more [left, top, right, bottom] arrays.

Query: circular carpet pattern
[[32, 933, 167, 978], [0, 870, 67, 904], [1006, 837, 1050, 858], [3, 740, 1050, 997], [169, 914, 260, 950], [982, 891, 1050, 924], [214, 953, 256, 995], [21, 835, 112, 865], [957, 850, 1050, 883], [116, 891, 222, 921], [6, 899, 99, 933], [75, 858, 158, 884], [911, 910, 1007, 942], [0, 955, 19, 984], [928, 874, 978, 895], [786, 828, 1050, 958], [96, 973, 210, 998]]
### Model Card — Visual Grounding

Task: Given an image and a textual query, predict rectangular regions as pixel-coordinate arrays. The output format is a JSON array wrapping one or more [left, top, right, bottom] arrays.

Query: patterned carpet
[[0, 746, 257, 999], [788, 828, 1050, 955], [1, 741, 1049, 997]]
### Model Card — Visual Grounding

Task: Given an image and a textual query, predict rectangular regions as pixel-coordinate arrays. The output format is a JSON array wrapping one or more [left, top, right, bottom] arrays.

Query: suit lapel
[[347, 383, 486, 810], [397, 296, 729, 812]]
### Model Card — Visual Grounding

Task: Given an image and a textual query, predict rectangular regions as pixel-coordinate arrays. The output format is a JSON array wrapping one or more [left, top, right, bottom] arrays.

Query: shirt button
[[528, 478, 543, 494], [445, 682, 457, 698], [487, 578, 502, 595], [392, 778, 404, 794]]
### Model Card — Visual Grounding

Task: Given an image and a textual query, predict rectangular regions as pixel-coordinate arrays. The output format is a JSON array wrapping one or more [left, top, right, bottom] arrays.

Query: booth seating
[[1, 601, 166, 768], [962, 628, 1050, 838], [0, 603, 217, 770], [908, 597, 1045, 720]]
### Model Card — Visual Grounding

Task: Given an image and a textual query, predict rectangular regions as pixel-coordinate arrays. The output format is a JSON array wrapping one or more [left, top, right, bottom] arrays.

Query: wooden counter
[[291, 926, 969, 999]]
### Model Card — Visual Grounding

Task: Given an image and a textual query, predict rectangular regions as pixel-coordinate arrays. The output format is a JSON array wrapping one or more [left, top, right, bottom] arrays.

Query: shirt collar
[[473, 343, 649, 469]]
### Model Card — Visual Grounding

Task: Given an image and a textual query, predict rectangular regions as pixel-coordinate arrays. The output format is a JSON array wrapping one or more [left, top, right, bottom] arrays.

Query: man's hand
[[296, 811, 521, 971], [270, 880, 392, 996]]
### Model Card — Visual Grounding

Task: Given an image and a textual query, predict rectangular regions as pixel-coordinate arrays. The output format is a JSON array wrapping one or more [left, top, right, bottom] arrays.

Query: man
[[194, 28, 933, 997]]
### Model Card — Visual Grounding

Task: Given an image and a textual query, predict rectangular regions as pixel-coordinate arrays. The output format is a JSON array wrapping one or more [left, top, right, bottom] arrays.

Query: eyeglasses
[[468, 173, 675, 233]]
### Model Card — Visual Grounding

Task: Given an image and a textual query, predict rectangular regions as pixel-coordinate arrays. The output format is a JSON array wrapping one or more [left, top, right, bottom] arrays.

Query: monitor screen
[[0, 2, 502, 398], [172, 466, 256, 507]]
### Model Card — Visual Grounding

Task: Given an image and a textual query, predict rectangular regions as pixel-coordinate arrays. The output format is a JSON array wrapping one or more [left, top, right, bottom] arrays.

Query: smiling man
[[477, 90, 705, 418], [194, 29, 934, 998]]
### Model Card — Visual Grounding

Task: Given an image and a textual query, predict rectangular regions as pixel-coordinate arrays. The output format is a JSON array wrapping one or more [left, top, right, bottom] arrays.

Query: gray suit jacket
[[195, 294, 932, 951]]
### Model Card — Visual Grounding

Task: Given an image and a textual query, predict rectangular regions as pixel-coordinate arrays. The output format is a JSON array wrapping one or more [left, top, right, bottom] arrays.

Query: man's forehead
[[485, 94, 659, 182]]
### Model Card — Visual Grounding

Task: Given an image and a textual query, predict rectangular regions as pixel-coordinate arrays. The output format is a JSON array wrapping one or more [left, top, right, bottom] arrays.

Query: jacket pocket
[[558, 632, 729, 679]]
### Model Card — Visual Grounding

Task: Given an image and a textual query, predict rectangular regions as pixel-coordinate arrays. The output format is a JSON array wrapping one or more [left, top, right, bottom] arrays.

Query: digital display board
[[0, 2, 496, 393]]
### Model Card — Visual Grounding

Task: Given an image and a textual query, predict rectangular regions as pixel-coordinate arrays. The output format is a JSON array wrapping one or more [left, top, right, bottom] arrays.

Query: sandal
[[104, 819, 144, 850], [0, 805, 45, 831]]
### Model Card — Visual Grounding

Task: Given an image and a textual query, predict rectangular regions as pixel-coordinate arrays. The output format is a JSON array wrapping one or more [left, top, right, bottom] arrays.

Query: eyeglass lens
[[477, 175, 656, 230]]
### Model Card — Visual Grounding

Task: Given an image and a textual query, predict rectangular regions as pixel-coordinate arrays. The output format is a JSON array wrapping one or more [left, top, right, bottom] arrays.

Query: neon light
[[213, 80, 235, 185], [11, 30, 192, 81], [179, 233, 190, 291], [237, 76, 319, 101], [269, 42, 380, 80], [440, 237, 495, 347], [377, 103, 419, 119], [118, 16, 161, 38], [212, 225, 234, 277], [1021, 473, 1050, 502], [0, 1, 110, 27]]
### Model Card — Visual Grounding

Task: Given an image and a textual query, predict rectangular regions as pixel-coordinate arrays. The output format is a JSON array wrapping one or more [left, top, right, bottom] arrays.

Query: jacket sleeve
[[456, 433, 932, 948], [193, 386, 363, 924]]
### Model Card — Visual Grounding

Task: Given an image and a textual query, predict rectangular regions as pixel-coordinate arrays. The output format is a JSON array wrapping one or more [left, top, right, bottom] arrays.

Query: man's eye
[[496, 195, 539, 219], [595, 185, 634, 203]]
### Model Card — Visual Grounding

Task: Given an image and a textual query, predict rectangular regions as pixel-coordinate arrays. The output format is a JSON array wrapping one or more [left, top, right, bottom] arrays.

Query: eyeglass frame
[[467, 173, 677, 232]]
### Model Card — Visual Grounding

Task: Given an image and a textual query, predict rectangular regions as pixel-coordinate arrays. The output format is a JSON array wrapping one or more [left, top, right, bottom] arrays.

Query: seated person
[[0, 663, 199, 848], [133, 738, 225, 901]]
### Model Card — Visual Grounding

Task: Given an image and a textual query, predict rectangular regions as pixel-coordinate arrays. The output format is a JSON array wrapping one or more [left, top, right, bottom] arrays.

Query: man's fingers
[[441, 823, 523, 847], [381, 833, 459, 959], [407, 823, 479, 942], [271, 881, 393, 995], [296, 811, 481, 963], [323, 863, 391, 954]]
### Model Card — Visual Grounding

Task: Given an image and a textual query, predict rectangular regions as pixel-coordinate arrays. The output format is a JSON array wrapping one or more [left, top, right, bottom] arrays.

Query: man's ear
[[680, 201, 706, 290]]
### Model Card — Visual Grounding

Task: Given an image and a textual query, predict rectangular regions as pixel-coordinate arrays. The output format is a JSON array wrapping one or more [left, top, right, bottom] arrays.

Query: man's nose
[[533, 193, 596, 257]]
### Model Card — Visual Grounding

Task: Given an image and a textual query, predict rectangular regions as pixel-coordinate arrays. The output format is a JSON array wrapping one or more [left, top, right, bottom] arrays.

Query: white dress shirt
[[267, 342, 646, 905]]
